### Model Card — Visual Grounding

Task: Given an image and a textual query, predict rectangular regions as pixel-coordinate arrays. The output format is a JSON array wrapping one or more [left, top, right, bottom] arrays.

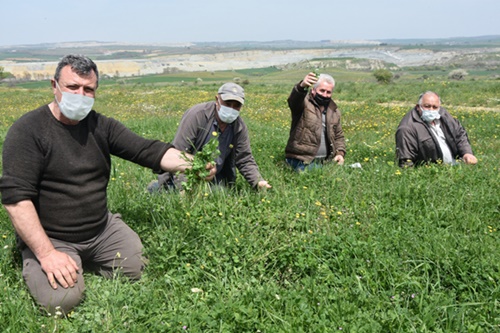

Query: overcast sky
[[1, 0, 499, 46]]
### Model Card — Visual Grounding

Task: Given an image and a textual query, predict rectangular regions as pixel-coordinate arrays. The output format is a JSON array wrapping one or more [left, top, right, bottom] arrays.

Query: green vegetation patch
[[0, 74, 499, 332]]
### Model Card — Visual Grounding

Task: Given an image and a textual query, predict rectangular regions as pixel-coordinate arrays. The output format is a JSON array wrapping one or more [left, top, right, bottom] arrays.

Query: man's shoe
[[147, 180, 160, 193]]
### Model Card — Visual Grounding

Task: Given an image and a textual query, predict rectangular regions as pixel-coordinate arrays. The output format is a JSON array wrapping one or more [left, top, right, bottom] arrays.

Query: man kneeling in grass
[[0, 54, 215, 316], [395, 91, 478, 167], [284, 72, 346, 172], [148, 82, 271, 192]]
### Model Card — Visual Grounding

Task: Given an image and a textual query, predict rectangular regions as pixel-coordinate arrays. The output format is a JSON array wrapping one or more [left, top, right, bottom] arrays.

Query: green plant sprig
[[307, 68, 320, 90], [180, 131, 221, 192]]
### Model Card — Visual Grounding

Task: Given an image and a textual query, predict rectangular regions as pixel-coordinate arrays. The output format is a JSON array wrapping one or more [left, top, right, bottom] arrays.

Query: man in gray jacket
[[149, 82, 271, 191], [395, 91, 478, 167]]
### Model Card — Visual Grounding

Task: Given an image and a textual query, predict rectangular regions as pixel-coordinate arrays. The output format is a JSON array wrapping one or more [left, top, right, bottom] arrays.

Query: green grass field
[[0, 70, 499, 332]]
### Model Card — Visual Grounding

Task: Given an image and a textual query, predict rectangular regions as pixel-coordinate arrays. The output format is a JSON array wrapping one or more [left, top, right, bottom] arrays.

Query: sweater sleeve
[[0, 109, 46, 204], [103, 116, 172, 173]]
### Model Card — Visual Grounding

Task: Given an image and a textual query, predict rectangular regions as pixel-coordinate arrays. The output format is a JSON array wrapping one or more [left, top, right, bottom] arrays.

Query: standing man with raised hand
[[284, 72, 346, 172], [395, 91, 478, 167], [0, 54, 215, 315]]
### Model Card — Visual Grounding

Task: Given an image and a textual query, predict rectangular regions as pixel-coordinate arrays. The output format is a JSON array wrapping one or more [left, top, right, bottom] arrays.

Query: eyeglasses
[[420, 104, 440, 110]]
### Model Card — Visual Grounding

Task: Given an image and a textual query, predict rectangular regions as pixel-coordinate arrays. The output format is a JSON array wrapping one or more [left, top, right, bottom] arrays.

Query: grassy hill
[[0, 74, 499, 332]]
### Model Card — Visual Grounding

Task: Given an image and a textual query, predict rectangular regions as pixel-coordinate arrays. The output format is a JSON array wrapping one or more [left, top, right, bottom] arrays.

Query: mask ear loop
[[54, 80, 63, 92], [54, 80, 63, 105], [216, 95, 223, 110]]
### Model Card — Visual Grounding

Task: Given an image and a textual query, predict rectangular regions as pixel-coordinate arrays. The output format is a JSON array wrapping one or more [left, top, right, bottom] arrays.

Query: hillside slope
[[1, 41, 499, 79]]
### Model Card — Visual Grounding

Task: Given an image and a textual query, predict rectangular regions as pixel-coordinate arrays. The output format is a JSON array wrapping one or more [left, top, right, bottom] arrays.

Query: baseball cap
[[218, 83, 245, 105]]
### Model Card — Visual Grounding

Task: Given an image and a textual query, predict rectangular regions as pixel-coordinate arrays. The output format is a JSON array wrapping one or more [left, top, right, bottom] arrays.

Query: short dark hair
[[54, 54, 99, 87]]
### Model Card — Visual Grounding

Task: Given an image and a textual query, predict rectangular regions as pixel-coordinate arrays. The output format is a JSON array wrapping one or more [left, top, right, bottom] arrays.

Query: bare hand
[[300, 72, 318, 89], [257, 180, 272, 189], [39, 249, 79, 289], [333, 155, 345, 165], [462, 153, 477, 165], [205, 162, 217, 181]]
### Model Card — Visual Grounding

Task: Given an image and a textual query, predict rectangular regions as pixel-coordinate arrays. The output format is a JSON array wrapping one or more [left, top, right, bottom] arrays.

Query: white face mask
[[218, 104, 240, 124], [55, 81, 94, 121], [420, 107, 441, 123]]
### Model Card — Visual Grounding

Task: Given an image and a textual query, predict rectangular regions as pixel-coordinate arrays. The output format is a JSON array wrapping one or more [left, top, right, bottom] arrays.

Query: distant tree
[[373, 69, 393, 84], [448, 69, 468, 81], [0, 66, 4, 79]]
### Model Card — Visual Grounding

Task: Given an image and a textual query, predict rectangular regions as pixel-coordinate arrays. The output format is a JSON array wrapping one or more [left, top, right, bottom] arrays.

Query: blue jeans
[[286, 157, 324, 172]]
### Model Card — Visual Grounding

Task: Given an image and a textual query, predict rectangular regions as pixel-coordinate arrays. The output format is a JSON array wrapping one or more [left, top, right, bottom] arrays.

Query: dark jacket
[[285, 82, 346, 164], [395, 106, 473, 167]]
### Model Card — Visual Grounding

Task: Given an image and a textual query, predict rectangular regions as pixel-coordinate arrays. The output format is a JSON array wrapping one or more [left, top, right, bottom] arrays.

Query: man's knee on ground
[[120, 253, 145, 280], [34, 283, 85, 316], [98, 252, 145, 280]]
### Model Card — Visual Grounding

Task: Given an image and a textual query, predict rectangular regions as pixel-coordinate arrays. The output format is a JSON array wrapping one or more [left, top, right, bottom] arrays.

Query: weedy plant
[[180, 131, 220, 192]]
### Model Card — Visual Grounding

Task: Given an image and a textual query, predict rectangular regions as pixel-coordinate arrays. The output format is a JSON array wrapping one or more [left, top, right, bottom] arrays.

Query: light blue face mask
[[218, 104, 240, 123], [55, 81, 94, 121], [420, 107, 441, 123]]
